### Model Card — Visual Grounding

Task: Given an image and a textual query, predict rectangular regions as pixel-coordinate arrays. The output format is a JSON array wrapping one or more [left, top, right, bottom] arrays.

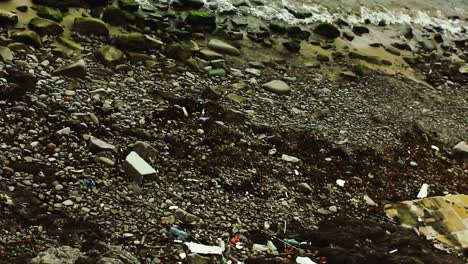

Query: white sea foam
[[137, 0, 467, 35]]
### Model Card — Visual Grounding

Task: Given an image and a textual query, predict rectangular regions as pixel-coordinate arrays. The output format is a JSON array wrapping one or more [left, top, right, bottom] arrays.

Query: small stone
[[281, 154, 300, 163], [207, 39, 240, 56], [262, 80, 291, 95], [297, 182, 312, 194], [55, 184, 64, 191], [62, 199, 74, 206], [89, 136, 116, 152]]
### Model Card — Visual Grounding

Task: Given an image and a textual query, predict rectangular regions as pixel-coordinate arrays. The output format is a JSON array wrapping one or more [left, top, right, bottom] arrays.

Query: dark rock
[[172, 0, 204, 10], [31, 0, 86, 7], [119, 0, 139, 12], [11, 30, 42, 48], [317, 54, 330, 62], [185, 11, 216, 32], [74, 16, 109, 36], [166, 42, 192, 61], [102, 6, 135, 26], [352, 26, 370, 35], [404, 27, 414, 39], [282, 39, 301, 53], [0, 10, 18, 25], [313, 23, 340, 39], [392, 42, 411, 51], [342, 31, 354, 41], [95, 45, 124, 66], [434, 33, 443, 43], [29, 17, 64, 36], [52, 59, 87, 78], [16, 6, 29, 12], [0, 69, 37, 100], [35, 5, 63, 21]]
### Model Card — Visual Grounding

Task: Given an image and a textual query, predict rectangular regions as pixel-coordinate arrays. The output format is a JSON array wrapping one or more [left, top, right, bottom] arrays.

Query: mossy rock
[[185, 11, 216, 32], [313, 23, 340, 39], [0, 10, 19, 25], [166, 42, 192, 62], [282, 39, 301, 53], [95, 45, 124, 66], [115, 32, 162, 51], [35, 5, 63, 22], [31, 0, 86, 8], [119, 0, 139, 12], [102, 6, 135, 26], [55, 36, 83, 51], [53, 59, 86, 78], [29, 17, 64, 36], [11, 30, 42, 48], [74, 16, 109, 36]]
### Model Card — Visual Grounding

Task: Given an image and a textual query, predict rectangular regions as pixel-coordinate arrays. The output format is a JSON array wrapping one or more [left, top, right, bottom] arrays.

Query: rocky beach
[[0, 0, 467, 263]]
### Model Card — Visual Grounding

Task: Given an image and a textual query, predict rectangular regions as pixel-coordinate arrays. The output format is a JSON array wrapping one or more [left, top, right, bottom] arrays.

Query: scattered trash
[[363, 195, 377, 206], [281, 154, 300, 163], [86, 179, 96, 188], [252, 244, 269, 252], [416, 183, 429, 198], [170, 227, 188, 240], [297, 256, 317, 264], [389, 249, 398, 254], [283, 238, 300, 245], [184, 242, 223, 255], [198, 117, 209, 123], [230, 234, 240, 245], [336, 179, 346, 187]]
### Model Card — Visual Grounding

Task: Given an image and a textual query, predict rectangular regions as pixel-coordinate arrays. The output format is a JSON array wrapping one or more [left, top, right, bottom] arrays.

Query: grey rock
[[0, 46, 13, 62], [453, 141, 468, 158], [31, 246, 83, 264], [53, 59, 86, 78], [262, 80, 291, 95], [200, 49, 224, 60], [132, 141, 157, 161], [207, 39, 240, 56], [187, 253, 210, 264], [297, 182, 313, 194], [89, 136, 116, 152]]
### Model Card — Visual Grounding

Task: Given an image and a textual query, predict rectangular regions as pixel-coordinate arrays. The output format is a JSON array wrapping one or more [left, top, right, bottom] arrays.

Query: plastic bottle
[[170, 227, 188, 240]]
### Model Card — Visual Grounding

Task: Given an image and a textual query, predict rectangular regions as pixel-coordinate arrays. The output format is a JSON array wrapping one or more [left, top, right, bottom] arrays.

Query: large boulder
[[185, 11, 216, 32], [115, 32, 162, 51], [35, 5, 63, 21], [95, 45, 124, 66], [52, 59, 87, 78], [74, 16, 109, 36], [165, 42, 192, 61], [313, 23, 340, 39], [55, 36, 83, 51], [29, 17, 64, 36], [453, 141, 468, 159], [11, 30, 42, 48], [172, 0, 205, 10], [31, 246, 83, 264], [207, 39, 240, 56], [0, 69, 37, 100], [31, 0, 85, 7], [102, 6, 135, 26], [0, 46, 13, 62], [262, 80, 291, 95], [119, 0, 139, 12], [0, 10, 18, 25]]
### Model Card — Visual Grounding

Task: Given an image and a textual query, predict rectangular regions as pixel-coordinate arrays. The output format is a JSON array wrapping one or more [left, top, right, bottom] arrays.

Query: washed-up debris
[[336, 179, 346, 187], [281, 154, 300, 163], [184, 242, 223, 255], [124, 151, 157, 183], [170, 227, 188, 240], [416, 183, 429, 198], [296, 256, 317, 264]]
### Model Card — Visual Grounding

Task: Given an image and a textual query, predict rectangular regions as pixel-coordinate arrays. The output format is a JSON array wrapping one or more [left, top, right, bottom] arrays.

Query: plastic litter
[[281, 154, 300, 163], [252, 244, 269, 252], [185, 242, 223, 255], [416, 183, 429, 198], [86, 179, 96, 188], [336, 179, 345, 187], [170, 227, 188, 240], [296, 256, 317, 264], [283, 238, 300, 245]]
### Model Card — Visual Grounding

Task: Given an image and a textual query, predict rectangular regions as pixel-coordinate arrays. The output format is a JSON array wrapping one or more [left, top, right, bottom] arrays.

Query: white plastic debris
[[252, 244, 269, 252], [417, 183, 429, 198], [184, 242, 223, 255], [389, 249, 398, 254], [296, 256, 317, 264], [336, 179, 346, 187], [281, 154, 300, 163]]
